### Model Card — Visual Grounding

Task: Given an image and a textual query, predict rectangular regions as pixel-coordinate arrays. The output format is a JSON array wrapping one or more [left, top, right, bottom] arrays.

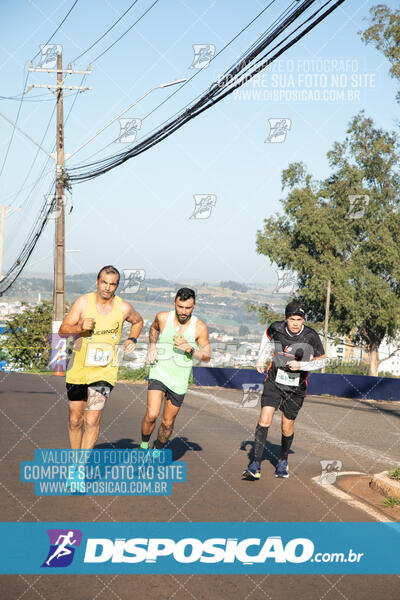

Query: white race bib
[[85, 346, 112, 367], [275, 368, 300, 387]]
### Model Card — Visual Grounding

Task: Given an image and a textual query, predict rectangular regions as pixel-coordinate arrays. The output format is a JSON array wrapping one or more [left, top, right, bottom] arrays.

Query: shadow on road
[[240, 439, 294, 468], [95, 436, 202, 461]]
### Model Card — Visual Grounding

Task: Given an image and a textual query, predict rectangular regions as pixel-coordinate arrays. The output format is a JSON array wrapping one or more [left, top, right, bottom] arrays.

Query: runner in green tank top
[[141, 288, 211, 450]]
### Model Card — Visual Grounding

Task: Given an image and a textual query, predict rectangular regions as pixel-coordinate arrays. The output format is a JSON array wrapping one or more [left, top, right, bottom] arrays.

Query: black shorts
[[148, 379, 185, 408], [66, 380, 113, 401], [261, 378, 305, 420]]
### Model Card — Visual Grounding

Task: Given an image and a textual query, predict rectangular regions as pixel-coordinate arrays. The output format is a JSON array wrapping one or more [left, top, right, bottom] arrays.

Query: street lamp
[[66, 78, 187, 161]]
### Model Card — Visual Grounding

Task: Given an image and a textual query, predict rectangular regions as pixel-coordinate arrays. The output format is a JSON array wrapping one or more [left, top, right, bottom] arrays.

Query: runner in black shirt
[[242, 301, 326, 480]]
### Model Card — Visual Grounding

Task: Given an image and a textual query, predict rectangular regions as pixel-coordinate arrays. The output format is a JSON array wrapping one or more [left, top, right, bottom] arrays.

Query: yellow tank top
[[66, 293, 124, 386]]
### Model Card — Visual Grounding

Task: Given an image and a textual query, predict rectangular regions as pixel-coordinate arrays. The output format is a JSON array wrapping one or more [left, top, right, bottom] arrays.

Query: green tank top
[[149, 310, 197, 394]]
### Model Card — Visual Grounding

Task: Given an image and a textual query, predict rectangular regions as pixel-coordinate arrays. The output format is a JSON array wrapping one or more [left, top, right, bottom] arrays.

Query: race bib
[[275, 368, 300, 387], [85, 344, 112, 367]]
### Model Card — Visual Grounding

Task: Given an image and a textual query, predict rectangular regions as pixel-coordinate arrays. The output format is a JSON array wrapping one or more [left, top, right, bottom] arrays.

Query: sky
[[0, 0, 399, 289]]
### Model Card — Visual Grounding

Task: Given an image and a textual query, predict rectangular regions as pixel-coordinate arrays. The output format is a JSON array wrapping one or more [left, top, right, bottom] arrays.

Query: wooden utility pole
[[27, 53, 91, 328], [322, 279, 331, 372], [54, 52, 65, 323]]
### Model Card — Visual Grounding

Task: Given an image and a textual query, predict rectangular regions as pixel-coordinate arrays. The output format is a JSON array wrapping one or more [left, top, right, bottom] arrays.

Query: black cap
[[285, 301, 306, 319]]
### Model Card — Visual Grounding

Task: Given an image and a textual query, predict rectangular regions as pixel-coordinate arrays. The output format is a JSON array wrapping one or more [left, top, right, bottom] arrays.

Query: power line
[[0, 75, 86, 295], [91, 0, 160, 63], [69, 0, 282, 166], [31, 0, 80, 61], [72, 0, 141, 62], [0, 0, 80, 185], [68, 0, 344, 183]]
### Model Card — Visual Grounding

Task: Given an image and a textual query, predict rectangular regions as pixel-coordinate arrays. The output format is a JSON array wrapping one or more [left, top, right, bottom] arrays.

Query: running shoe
[[140, 441, 149, 450], [275, 459, 289, 478], [242, 461, 261, 480]]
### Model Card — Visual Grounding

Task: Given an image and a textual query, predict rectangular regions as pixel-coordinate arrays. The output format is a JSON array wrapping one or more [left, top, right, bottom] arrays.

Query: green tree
[[255, 112, 400, 376], [238, 325, 250, 337], [360, 5, 400, 102], [0, 301, 53, 371]]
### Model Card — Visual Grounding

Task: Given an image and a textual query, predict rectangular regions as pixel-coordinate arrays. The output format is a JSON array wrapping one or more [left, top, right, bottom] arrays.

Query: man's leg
[[275, 413, 295, 478], [155, 398, 181, 448], [68, 401, 85, 449], [141, 389, 164, 448], [254, 405, 276, 462], [281, 414, 295, 458], [81, 409, 103, 450], [242, 406, 275, 480], [80, 385, 109, 449]]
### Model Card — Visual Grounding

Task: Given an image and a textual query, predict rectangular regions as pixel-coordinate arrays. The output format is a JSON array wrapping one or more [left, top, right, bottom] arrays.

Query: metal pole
[[322, 279, 331, 372], [0, 205, 6, 281]]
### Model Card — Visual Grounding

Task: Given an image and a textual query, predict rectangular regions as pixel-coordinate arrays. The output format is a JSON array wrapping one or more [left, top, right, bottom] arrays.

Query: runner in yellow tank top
[[59, 265, 143, 451], [141, 288, 211, 450]]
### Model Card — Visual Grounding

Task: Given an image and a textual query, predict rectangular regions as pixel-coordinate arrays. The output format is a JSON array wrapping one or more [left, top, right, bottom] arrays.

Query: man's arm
[[147, 312, 162, 364], [288, 356, 327, 371], [174, 320, 211, 362], [121, 302, 143, 353], [288, 333, 327, 371], [255, 329, 273, 373], [58, 296, 92, 336]]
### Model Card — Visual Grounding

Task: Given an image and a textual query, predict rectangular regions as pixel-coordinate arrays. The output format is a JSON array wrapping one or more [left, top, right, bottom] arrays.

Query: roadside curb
[[370, 471, 400, 499]]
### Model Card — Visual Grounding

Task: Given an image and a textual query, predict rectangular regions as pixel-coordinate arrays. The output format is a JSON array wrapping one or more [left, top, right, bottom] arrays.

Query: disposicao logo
[[42, 529, 82, 568], [83, 536, 314, 564]]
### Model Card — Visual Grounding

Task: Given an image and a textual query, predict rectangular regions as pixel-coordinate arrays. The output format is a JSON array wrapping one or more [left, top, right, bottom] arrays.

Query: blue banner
[[1, 522, 399, 574], [193, 367, 400, 401], [20, 449, 186, 496]]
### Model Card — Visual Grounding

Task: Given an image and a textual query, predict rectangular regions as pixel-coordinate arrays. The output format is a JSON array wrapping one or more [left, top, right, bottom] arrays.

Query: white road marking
[[188, 389, 400, 464], [312, 476, 393, 523]]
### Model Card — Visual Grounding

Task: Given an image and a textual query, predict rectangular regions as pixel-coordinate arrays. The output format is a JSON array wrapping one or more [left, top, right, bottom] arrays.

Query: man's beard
[[176, 310, 191, 324]]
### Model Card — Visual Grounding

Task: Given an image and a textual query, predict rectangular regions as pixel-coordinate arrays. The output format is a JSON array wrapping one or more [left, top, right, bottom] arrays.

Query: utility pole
[[54, 52, 65, 325], [0, 205, 21, 281], [28, 52, 91, 331], [322, 279, 331, 372]]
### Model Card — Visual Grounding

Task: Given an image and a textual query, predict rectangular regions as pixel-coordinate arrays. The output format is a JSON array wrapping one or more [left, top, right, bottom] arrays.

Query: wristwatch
[[128, 337, 137, 343], [187, 347, 195, 357]]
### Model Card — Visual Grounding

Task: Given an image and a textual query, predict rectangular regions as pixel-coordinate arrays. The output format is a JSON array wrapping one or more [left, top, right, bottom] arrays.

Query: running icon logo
[[121, 269, 146, 293], [274, 269, 297, 294], [38, 44, 62, 69], [265, 118, 291, 143], [189, 44, 216, 69], [318, 460, 342, 485], [42, 529, 82, 568], [347, 195, 369, 219], [117, 118, 142, 143], [240, 384, 263, 408], [189, 195, 217, 219]]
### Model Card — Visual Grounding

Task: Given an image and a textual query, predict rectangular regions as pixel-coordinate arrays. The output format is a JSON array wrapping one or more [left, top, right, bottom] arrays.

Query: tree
[[255, 112, 400, 376], [220, 281, 248, 293], [239, 325, 250, 337], [360, 5, 400, 103], [0, 301, 52, 370]]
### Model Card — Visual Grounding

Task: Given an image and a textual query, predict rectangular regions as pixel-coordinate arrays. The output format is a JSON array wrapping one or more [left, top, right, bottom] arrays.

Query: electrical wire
[[72, 0, 141, 63], [31, 0, 80, 61], [91, 0, 160, 63], [68, 0, 344, 183], [0, 76, 86, 295]]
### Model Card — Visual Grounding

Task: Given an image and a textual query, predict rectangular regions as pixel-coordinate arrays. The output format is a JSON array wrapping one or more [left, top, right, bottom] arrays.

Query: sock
[[141, 433, 151, 443], [254, 424, 269, 464], [281, 434, 294, 460], [154, 439, 166, 449]]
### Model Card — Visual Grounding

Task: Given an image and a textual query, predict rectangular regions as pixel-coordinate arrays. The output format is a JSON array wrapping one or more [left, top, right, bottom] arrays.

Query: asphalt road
[[1, 372, 399, 599]]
